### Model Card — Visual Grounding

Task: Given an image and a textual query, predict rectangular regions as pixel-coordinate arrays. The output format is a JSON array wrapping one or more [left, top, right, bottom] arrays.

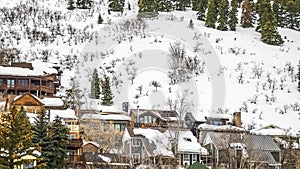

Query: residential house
[[202, 132, 282, 169], [0, 62, 61, 97], [82, 141, 100, 153], [80, 108, 131, 153], [130, 109, 179, 128], [84, 152, 130, 169], [122, 128, 208, 168]]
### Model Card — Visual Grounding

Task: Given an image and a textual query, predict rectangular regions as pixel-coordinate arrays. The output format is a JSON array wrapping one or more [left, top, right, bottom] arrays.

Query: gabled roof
[[130, 109, 178, 121], [13, 93, 44, 106], [81, 113, 130, 121]]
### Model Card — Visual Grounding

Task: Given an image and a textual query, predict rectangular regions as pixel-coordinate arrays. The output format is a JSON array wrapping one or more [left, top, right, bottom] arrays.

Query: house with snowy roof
[[202, 132, 282, 169], [0, 62, 61, 97], [129, 109, 180, 129], [122, 128, 208, 168]]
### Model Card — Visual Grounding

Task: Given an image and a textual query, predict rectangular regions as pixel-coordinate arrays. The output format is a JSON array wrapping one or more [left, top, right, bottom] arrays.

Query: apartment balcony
[[67, 125, 80, 131], [68, 139, 83, 148]]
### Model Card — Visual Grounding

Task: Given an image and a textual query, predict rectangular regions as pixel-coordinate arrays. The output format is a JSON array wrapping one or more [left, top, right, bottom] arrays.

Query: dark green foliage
[[0, 106, 36, 169], [67, 0, 75, 10], [205, 0, 217, 28], [157, 0, 173, 12], [101, 76, 114, 106], [261, 21, 284, 45], [217, 0, 229, 31], [196, 0, 208, 21], [273, 1, 286, 27], [256, 0, 276, 32], [285, 0, 298, 29], [229, 0, 238, 31], [97, 13, 103, 24], [32, 110, 49, 168], [108, 0, 125, 13], [46, 116, 69, 169], [174, 0, 190, 11], [139, 0, 159, 13], [91, 69, 101, 99], [241, 0, 253, 28]]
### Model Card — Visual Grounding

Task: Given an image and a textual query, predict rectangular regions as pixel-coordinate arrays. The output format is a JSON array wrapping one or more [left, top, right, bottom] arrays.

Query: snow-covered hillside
[[1, 0, 299, 135]]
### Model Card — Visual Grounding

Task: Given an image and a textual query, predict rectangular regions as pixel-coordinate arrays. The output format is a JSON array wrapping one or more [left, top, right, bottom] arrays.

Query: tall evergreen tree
[[273, 1, 286, 27], [98, 13, 103, 24], [285, 0, 298, 29], [91, 69, 100, 99], [261, 21, 284, 45], [256, 0, 276, 32], [76, 0, 92, 9], [101, 76, 114, 106], [0, 106, 37, 169], [205, 0, 217, 28], [67, 0, 75, 10], [217, 0, 229, 31], [229, 0, 238, 31], [158, 0, 173, 12], [108, 0, 125, 13], [174, 0, 190, 11], [139, 0, 158, 13], [32, 110, 49, 168], [46, 116, 69, 169], [196, 0, 208, 21], [240, 0, 253, 28]]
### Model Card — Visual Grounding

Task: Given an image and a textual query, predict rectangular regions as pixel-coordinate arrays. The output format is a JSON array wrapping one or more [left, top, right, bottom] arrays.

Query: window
[[7, 79, 15, 88], [17, 79, 28, 86], [66, 150, 75, 156], [0, 79, 4, 84], [192, 154, 197, 163], [65, 122, 72, 125], [183, 154, 189, 162], [132, 138, 140, 147], [23, 162, 34, 169], [114, 124, 121, 131], [68, 134, 75, 139], [48, 81, 53, 87], [132, 153, 140, 163]]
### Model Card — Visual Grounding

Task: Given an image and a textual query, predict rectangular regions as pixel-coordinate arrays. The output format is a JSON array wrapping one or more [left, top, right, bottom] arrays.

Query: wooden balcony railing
[[65, 155, 84, 163], [67, 125, 80, 131], [68, 139, 83, 148]]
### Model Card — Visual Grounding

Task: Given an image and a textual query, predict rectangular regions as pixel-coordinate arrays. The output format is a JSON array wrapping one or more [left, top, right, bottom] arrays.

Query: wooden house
[[0, 62, 61, 97]]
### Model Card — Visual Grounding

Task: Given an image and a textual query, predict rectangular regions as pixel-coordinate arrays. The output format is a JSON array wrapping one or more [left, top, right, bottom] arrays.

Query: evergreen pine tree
[[97, 13, 103, 24], [205, 0, 217, 28], [285, 0, 298, 29], [67, 0, 75, 10], [240, 0, 253, 28], [261, 21, 284, 45], [91, 69, 100, 99], [108, 0, 125, 13], [32, 110, 49, 168], [217, 0, 229, 31], [256, 0, 276, 32], [46, 116, 69, 169], [229, 0, 238, 31], [101, 76, 114, 106], [139, 0, 157, 13], [273, 1, 286, 27], [0, 106, 36, 169], [196, 0, 208, 21]]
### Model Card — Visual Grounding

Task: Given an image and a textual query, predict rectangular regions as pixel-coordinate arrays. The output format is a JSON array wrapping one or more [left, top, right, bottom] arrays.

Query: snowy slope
[[1, 0, 299, 135]]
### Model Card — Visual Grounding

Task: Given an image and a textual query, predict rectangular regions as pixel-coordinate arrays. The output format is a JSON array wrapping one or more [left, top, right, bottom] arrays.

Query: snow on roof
[[42, 97, 64, 107], [81, 113, 130, 121], [251, 128, 287, 136], [0, 62, 57, 77], [198, 123, 245, 131], [83, 140, 100, 148], [49, 109, 77, 122], [123, 128, 207, 156], [206, 112, 232, 120], [98, 154, 112, 163]]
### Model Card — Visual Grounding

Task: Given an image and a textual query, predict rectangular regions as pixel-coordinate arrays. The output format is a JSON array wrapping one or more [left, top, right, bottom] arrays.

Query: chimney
[[233, 112, 241, 128]]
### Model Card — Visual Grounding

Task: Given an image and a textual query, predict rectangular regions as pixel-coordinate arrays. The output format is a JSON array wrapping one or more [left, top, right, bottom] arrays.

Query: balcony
[[67, 125, 80, 131], [68, 139, 83, 148], [65, 155, 84, 163]]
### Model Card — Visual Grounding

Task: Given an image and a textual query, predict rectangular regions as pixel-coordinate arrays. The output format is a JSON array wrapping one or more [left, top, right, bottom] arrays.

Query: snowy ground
[[1, 0, 300, 136]]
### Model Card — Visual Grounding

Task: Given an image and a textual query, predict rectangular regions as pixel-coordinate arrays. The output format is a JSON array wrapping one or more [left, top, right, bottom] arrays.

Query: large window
[[183, 154, 189, 162], [23, 162, 34, 169], [114, 123, 125, 131], [0, 79, 4, 84], [7, 79, 15, 88], [132, 153, 140, 163], [132, 138, 141, 147], [17, 79, 28, 86], [192, 154, 197, 163]]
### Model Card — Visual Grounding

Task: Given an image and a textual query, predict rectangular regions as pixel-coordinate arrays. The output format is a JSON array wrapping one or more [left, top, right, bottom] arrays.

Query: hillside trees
[[205, 0, 218, 28], [173, 0, 190, 11], [241, 0, 253, 28], [101, 76, 114, 106], [0, 107, 37, 169], [285, 0, 299, 29], [98, 13, 103, 24], [195, 0, 208, 21], [217, 0, 229, 31], [108, 0, 125, 13], [91, 69, 100, 99], [67, 0, 75, 10], [273, 1, 286, 27], [229, 0, 238, 31], [76, 0, 92, 9], [138, 0, 158, 13]]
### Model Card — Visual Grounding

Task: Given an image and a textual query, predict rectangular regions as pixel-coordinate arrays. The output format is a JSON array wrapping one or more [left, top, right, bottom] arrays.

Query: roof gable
[[14, 93, 44, 106]]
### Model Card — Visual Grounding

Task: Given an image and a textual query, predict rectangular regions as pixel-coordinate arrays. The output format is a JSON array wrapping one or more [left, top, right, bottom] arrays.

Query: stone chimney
[[233, 112, 241, 127]]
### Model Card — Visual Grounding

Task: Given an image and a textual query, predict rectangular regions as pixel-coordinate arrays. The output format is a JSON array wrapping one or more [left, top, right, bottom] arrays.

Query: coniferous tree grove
[[217, 0, 229, 31], [101, 76, 114, 106], [108, 0, 125, 13], [196, 0, 208, 21], [97, 13, 103, 24], [229, 0, 238, 31], [67, 0, 75, 10], [205, 0, 218, 28], [0, 107, 37, 169]]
